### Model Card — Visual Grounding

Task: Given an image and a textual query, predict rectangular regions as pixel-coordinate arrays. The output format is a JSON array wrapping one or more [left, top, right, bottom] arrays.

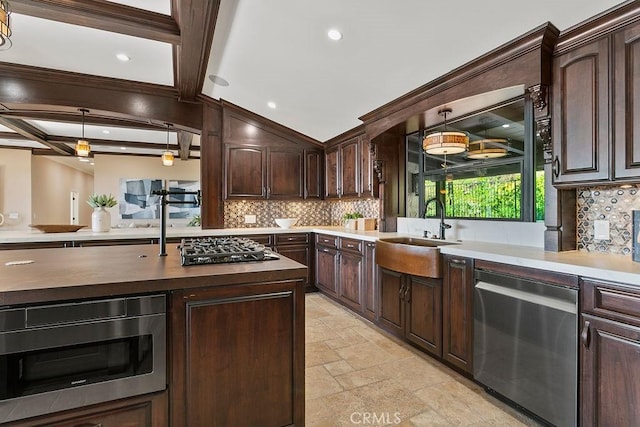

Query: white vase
[[92, 207, 111, 232]]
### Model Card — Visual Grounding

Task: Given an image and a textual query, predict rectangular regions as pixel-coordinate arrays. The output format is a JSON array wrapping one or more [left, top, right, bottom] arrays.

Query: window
[[406, 97, 544, 222]]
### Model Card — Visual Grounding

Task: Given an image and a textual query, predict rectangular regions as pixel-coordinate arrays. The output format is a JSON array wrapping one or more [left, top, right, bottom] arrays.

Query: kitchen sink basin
[[375, 237, 459, 278]]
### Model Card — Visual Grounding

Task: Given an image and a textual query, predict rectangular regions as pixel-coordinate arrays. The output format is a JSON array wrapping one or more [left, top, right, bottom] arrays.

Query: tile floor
[[305, 293, 543, 427]]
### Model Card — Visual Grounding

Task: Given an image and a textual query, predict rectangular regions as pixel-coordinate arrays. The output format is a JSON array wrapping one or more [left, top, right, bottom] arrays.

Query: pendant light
[[0, 0, 11, 51], [75, 109, 91, 157], [467, 118, 507, 159], [423, 108, 468, 155], [162, 123, 174, 166]]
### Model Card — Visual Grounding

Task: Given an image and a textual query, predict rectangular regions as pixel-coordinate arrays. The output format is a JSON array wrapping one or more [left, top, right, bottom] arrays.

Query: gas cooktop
[[179, 237, 279, 266]]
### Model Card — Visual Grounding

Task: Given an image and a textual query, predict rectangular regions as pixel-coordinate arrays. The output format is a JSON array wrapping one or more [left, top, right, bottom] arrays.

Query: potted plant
[[342, 212, 363, 229], [87, 193, 117, 232]]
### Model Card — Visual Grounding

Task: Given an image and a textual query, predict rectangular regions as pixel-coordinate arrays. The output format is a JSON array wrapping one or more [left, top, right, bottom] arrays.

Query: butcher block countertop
[[0, 244, 307, 306]]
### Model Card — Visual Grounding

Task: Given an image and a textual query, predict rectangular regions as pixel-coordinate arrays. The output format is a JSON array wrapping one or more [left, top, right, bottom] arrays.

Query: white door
[[70, 191, 79, 224]]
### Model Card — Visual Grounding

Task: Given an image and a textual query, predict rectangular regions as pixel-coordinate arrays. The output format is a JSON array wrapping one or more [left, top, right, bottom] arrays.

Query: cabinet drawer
[[243, 234, 273, 247], [339, 237, 363, 254], [315, 234, 338, 248], [582, 278, 640, 326], [275, 233, 308, 245]]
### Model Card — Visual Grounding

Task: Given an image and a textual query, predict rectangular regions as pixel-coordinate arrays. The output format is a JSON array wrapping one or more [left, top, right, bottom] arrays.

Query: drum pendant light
[[0, 0, 12, 51], [423, 108, 468, 155]]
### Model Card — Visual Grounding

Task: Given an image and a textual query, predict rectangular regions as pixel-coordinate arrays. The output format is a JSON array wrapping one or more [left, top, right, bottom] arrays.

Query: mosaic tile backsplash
[[224, 199, 380, 228], [577, 186, 640, 255]]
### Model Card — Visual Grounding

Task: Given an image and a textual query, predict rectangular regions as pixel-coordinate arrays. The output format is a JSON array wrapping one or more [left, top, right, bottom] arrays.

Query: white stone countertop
[[2, 226, 639, 285]]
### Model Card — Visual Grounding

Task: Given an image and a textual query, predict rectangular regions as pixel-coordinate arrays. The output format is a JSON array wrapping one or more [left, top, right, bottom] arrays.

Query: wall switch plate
[[244, 214, 257, 224], [594, 220, 610, 240]]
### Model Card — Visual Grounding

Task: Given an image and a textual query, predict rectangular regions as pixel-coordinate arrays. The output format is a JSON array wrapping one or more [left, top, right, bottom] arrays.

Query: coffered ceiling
[[0, 0, 628, 173]]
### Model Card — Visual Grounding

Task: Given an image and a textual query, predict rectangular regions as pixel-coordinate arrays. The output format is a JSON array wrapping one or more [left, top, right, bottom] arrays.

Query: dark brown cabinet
[[552, 38, 610, 185], [315, 234, 339, 296], [275, 233, 312, 291], [362, 241, 377, 321], [170, 280, 304, 427], [337, 237, 364, 312], [580, 278, 640, 426], [360, 137, 379, 198], [325, 137, 360, 199], [553, 18, 640, 186], [225, 145, 303, 199], [305, 149, 323, 199], [442, 255, 474, 373], [7, 392, 168, 427], [378, 268, 442, 357]]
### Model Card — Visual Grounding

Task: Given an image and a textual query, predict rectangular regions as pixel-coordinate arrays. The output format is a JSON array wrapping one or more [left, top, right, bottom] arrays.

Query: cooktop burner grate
[[179, 237, 279, 266]]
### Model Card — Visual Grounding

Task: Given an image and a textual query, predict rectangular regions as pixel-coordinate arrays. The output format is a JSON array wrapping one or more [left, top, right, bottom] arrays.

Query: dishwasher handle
[[475, 281, 577, 314]]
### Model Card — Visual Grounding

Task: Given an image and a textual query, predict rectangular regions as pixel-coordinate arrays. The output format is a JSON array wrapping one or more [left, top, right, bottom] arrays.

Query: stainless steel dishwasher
[[473, 269, 578, 427]]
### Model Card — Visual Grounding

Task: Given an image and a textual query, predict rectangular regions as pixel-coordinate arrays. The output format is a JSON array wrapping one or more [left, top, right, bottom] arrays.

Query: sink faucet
[[424, 197, 451, 240]]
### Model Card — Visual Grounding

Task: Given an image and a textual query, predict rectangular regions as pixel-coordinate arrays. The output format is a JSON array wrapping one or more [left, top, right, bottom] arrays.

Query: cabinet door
[[377, 268, 405, 336], [340, 138, 360, 197], [581, 314, 640, 427], [225, 145, 266, 198], [268, 149, 303, 199], [362, 242, 377, 321], [614, 21, 640, 179], [305, 149, 323, 199], [338, 251, 363, 312], [405, 275, 442, 357], [315, 245, 338, 296], [442, 255, 474, 373], [276, 244, 310, 289], [360, 136, 378, 198], [552, 38, 610, 185], [325, 146, 340, 198], [171, 286, 302, 427]]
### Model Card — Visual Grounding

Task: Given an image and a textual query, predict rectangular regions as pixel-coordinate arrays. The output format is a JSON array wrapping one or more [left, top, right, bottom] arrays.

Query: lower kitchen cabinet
[[378, 268, 442, 357], [442, 255, 474, 373], [362, 241, 377, 321], [580, 278, 640, 426], [315, 235, 339, 296], [274, 233, 313, 291], [6, 392, 168, 427], [170, 280, 304, 427], [338, 237, 364, 312]]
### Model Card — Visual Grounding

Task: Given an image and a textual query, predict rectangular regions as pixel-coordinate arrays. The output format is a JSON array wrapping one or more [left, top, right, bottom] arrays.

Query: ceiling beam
[[174, 0, 221, 100], [0, 111, 168, 131], [0, 117, 75, 155], [11, 0, 181, 44], [47, 135, 199, 152], [0, 131, 27, 140]]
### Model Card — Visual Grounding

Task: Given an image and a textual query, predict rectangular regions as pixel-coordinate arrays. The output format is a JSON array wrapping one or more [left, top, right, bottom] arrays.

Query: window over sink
[[406, 96, 544, 222]]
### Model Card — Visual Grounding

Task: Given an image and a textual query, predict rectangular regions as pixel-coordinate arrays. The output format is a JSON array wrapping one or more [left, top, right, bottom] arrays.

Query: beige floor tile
[[305, 365, 343, 400], [324, 359, 355, 376], [306, 320, 341, 343], [399, 407, 453, 426], [335, 341, 400, 370], [306, 341, 342, 367], [378, 356, 453, 391], [351, 379, 431, 421], [333, 364, 391, 390]]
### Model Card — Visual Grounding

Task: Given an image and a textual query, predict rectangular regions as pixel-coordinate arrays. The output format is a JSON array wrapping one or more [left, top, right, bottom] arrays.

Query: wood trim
[[46, 135, 195, 152], [200, 101, 224, 228], [474, 259, 579, 288], [0, 117, 75, 155], [11, 0, 181, 44], [0, 110, 164, 130], [221, 100, 323, 147], [174, 0, 221, 100], [358, 23, 559, 139], [324, 124, 365, 147], [555, 0, 640, 54], [0, 63, 203, 132]]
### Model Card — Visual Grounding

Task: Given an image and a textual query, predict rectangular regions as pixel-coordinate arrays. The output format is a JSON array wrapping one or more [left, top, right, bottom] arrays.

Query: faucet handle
[[442, 223, 452, 230], [423, 230, 431, 238]]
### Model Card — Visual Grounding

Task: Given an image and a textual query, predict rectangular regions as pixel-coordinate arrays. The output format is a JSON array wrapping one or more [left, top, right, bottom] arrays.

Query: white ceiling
[[0, 0, 628, 152]]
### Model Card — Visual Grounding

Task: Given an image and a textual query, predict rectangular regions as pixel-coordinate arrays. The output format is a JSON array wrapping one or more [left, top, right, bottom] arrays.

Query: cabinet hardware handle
[[74, 423, 103, 427], [581, 320, 591, 348], [322, 248, 330, 253], [552, 156, 560, 179], [450, 259, 466, 265], [399, 283, 405, 300], [346, 244, 354, 248], [267, 187, 271, 198], [404, 284, 411, 303]]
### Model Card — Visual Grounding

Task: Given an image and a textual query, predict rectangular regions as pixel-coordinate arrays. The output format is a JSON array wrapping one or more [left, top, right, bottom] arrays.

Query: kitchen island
[[0, 245, 306, 426]]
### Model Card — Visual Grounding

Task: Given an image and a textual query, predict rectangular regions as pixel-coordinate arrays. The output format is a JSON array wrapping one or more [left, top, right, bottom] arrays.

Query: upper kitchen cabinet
[[221, 102, 324, 200], [552, 4, 640, 186], [324, 129, 378, 199]]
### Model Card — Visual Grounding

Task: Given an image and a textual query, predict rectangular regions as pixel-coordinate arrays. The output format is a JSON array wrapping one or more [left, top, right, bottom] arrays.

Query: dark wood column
[[199, 97, 224, 228]]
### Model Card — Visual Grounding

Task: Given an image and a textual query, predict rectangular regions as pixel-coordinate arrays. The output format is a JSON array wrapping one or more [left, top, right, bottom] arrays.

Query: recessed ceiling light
[[102, 130, 110, 134], [328, 29, 343, 41], [116, 53, 131, 62], [208, 74, 229, 87], [267, 101, 277, 109], [502, 124, 510, 128], [120, 146, 126, 150], [90, 162, 95, 166]]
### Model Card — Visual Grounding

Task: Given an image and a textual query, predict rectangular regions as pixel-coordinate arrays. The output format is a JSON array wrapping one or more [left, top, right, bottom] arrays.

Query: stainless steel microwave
[[0, 294, 166, 424]]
